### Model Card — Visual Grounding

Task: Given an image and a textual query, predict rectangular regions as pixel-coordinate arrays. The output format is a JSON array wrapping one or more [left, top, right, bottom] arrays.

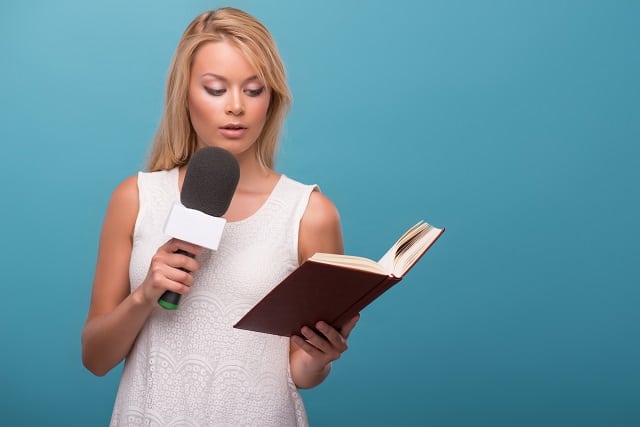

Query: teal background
[[1, 1, 638, 426]]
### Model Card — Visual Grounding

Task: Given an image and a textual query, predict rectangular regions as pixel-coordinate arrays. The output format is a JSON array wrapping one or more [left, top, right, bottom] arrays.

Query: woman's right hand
[[137, 238, 204, 306]]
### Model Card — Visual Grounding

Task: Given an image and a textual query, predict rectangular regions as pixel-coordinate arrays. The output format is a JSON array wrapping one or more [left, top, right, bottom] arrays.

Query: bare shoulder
[[302, 190, 340, 227], [111, 175, 139, 206], [109, 175, 138, 214], [298, 190, 344, 262], [101, 175, 139, 237]]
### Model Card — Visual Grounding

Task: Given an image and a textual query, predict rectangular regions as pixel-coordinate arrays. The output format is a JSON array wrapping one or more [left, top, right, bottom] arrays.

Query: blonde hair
[[147, 7, 292, 171]]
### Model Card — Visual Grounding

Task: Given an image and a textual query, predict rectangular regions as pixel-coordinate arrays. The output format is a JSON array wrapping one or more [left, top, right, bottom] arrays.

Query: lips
[[219, 123, 248, 139], [220, 123, 247, 130]]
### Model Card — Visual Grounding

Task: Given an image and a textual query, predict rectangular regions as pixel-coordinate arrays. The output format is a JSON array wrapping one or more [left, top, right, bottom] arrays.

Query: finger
[[291, 334, 322, 358], [300, 326, 335, 355], [167, 251, 200, 273], [339, 313, 360, 340], [315, 322, 347, 352], [164, 264, 196, 287], [159, 276, 193, 295], [148, 265, 193, 295], [164, 238, 204, 257]]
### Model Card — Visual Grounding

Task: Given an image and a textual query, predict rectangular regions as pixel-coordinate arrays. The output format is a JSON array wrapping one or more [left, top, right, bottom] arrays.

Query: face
[[187, 41, 271, 160]]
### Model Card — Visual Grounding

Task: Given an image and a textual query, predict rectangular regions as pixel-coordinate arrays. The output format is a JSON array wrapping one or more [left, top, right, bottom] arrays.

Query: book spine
[[331, 275, 402, 330]]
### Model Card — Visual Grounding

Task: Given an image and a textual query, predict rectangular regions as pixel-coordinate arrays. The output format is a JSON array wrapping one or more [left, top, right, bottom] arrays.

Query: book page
[[377, 246, 395, 273], [392, 223, 443, 277], [311, 220, 443, 277], [309, 253, 388, 275], [378, 221, 425, 272]]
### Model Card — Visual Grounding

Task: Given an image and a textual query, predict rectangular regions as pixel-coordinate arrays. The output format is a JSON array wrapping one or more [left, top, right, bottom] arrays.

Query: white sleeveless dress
[[110, 168, 316, 427]]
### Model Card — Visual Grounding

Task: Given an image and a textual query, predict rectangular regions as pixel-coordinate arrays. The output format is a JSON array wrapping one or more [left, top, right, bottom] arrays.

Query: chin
[[199, 142, 255, 158]]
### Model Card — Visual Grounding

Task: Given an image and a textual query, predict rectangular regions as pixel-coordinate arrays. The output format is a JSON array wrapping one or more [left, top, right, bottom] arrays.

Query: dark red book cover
[[233, 260, 401, 336]]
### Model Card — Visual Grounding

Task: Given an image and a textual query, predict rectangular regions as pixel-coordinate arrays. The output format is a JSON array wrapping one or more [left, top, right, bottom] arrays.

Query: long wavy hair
[[147, 7, 292, 171]]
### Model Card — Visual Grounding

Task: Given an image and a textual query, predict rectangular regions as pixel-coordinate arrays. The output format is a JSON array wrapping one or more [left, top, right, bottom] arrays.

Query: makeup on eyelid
[[204, 87, 265, 97]]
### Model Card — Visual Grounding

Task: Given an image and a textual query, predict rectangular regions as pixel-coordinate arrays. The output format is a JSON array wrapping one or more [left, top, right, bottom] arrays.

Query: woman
[[82, 7, 359, 426]]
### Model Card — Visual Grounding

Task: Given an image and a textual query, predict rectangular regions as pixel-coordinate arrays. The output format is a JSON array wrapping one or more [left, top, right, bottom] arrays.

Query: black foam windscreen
[[181, 147, 240, 217]]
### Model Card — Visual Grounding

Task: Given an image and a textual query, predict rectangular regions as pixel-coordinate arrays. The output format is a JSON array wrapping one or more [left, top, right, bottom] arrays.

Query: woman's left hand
[[290, 314, 359, 388]]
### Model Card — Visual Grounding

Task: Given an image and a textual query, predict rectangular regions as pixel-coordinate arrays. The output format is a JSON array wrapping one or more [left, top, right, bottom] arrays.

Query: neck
[[235, 152, 278, 192]]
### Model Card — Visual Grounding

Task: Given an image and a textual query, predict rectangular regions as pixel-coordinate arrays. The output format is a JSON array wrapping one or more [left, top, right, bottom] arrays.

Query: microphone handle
[[158, 249, 195, 310]]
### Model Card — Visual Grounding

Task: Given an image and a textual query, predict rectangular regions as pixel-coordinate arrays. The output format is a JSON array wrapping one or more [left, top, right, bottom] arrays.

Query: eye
[[245, 87, 265, 97], [205, 87, 226, 96]]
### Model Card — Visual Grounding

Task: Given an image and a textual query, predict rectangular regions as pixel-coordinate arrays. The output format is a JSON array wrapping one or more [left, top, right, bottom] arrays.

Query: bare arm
[[289, 190, 360, 389], [81, 176, 202, 376]]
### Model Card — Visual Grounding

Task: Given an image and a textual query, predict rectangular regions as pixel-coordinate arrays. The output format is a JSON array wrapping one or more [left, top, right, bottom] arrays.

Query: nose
[[226, 89, 244, 115]]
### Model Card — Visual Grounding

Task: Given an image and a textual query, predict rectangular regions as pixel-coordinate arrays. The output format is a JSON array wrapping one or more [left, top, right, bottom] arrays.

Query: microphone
[[158, 146, 240, 310]]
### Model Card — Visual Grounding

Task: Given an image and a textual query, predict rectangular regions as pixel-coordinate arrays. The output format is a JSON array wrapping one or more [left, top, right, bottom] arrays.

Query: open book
[[233, 220, 445, 336]]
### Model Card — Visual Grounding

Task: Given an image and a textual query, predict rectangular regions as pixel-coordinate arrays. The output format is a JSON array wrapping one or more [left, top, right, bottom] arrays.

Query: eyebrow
[[201, 73, 260, 83]]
